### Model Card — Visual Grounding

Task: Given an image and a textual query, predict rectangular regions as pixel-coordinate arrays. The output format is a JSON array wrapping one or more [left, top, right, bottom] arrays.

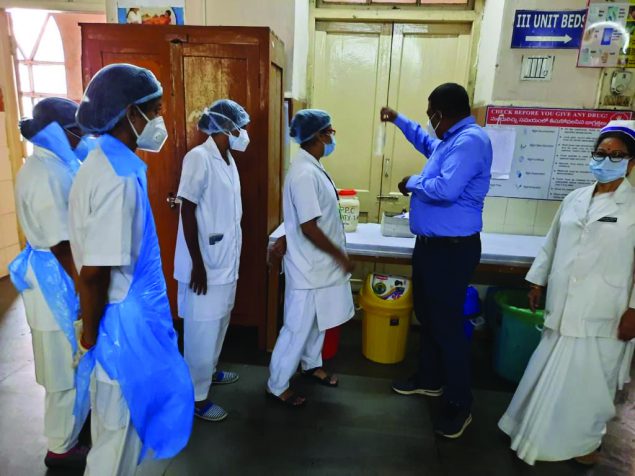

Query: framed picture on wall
[[117, 0, 185, 25]]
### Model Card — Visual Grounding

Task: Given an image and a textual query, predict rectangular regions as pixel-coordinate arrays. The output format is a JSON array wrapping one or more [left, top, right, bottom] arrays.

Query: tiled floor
[[0, 276, 633, 475]]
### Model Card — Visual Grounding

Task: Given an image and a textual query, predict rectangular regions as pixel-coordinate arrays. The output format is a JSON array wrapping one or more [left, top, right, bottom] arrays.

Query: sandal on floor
[[265, 390, 306, 408], [212, 370, 240, 385], [194, 402, 228, 422], [302, 367, 338, 387]]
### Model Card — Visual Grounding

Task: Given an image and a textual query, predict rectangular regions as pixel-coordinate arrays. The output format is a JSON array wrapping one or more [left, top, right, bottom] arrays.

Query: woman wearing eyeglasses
[[499, 120, 635, 467]]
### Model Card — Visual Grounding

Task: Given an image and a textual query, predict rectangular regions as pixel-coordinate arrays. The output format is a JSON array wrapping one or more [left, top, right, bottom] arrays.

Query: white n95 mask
[[426, 121, 438, 140], [229, 128, 250, 152], [129, 105, 168, 153], [426, 112, 441, 140]]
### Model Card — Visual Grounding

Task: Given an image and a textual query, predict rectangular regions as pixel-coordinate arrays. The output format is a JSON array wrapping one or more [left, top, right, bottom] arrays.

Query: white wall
[[0, 0, 103, 11], [476, 0, 608, 236], [292, 0, 309, 99], [474, 0, 504, 106], [0, 111, 20, 277], [197, 0, 296, 93], [492, 0, 600, 108]]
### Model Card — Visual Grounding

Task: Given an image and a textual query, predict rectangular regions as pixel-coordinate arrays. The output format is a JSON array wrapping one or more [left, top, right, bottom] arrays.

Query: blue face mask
[[73, 135, 98, 162], [323, 134, 336, 157], [589, 158, 629, 183]]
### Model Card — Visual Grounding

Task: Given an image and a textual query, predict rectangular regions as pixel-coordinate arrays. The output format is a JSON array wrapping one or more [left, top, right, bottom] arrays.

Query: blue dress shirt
[[395, 114, 492, 237]]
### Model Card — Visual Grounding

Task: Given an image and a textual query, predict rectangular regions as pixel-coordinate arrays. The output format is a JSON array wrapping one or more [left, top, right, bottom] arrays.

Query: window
[[8, 9, 69, 155], [9, 9, 68, 120]]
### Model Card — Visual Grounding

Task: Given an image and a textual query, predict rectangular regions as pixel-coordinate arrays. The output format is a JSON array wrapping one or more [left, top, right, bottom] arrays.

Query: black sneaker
[[434, 402, 472, 439], [391, 375, 443, 397]]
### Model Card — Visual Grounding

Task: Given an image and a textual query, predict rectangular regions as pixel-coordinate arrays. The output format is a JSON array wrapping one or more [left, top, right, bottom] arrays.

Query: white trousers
[[267, 287, 326, 396], [184, 314, 231, 401], [30, 329, 84, 453], [85, 364, 142, 476]]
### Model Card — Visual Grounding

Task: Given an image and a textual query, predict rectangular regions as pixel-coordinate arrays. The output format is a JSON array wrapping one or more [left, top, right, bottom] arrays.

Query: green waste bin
[[493, 290, 544, 383]]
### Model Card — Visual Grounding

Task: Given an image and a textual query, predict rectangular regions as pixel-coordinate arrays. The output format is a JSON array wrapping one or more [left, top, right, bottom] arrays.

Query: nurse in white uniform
[[70, 64, 193, 476], [174, 99, 249, 422], [267, 109, 355, 407], [10, 97, 88, 470], [499, 120, 635, 466]]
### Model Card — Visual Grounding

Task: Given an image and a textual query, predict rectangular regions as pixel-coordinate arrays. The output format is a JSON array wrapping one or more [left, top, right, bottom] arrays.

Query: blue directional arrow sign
[[511, 9, 586, 49]]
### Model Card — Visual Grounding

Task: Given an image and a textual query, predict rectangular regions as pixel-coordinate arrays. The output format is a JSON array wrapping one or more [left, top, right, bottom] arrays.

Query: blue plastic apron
[[75, 135, 194, 461], [8, 122, 88, 420], [9, 245, 79, 355], [27, 121, 81, 175]]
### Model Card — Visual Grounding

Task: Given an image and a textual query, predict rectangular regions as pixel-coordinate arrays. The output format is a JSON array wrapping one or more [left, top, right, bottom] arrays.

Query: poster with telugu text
[[485, 107, 633, 200]]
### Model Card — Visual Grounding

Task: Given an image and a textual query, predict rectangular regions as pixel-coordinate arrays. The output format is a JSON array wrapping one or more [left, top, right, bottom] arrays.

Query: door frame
[[307, 0, 484, 108]]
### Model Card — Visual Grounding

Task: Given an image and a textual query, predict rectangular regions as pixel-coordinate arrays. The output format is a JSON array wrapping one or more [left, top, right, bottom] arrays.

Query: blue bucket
[[463, 286, 480, 341]]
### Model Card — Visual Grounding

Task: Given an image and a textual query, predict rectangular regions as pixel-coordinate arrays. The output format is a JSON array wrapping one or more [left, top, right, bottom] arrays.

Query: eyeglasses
[[591, 152, 632, 163]]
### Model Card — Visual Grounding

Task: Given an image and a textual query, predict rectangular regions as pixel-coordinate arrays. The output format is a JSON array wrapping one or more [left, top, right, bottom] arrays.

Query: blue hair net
[[19, 97, 78, 140], [289, 109, 331, 144], [198, 99, 250, 135], [77, 63, 163, 134]]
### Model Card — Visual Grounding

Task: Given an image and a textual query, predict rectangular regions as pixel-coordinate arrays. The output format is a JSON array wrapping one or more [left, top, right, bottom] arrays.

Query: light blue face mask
[[323, 134, 336, 157], [589, 158, 629, 183]]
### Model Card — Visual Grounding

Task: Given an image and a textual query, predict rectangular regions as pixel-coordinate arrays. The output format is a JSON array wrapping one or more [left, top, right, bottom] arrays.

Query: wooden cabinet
[[81, 25, 285, 348]]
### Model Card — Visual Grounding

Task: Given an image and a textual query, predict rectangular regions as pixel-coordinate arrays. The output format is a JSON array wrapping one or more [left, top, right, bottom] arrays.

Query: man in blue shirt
[[381, 83, 492, 439]]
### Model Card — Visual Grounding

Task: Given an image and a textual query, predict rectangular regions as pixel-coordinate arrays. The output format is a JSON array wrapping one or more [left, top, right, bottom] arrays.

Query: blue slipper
[[194, 402, 228, 422], [212, 370, 239, 385]]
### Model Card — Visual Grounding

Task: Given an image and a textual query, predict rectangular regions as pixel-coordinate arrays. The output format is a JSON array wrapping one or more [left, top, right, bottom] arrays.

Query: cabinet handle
[[167, 192, 181, 209], [376, 195, 398, 201]]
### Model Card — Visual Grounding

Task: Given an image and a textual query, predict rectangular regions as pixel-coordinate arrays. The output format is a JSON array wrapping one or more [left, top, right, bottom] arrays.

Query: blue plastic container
[[463, 286, 481, 318], [462, 286, 480, 341], [493, 290, 544, 383]]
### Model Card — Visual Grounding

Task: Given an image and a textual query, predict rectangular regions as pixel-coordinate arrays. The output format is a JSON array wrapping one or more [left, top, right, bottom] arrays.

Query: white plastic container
[[338, 189, 360, 232], [380, 211, 414, 238]]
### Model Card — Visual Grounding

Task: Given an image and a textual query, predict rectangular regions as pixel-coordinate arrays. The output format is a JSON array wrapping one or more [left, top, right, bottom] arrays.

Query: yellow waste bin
[[359, 273, 413, 364]]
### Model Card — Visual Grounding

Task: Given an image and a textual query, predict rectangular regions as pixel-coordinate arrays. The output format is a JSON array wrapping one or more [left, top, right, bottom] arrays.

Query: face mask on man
[[588, 157, 629, 183], [228, 128, 250, 152], [128, 105, 168, 153], [426, 112, 442, 140], [322, 133, 336, 157]]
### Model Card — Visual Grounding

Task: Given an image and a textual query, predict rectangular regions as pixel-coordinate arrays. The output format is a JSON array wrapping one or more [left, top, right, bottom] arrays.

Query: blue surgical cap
[[289, 109, 331, 144], [19, 97, 78, 140], [198, 99, 250, 135], [77, 63, 163, 134]]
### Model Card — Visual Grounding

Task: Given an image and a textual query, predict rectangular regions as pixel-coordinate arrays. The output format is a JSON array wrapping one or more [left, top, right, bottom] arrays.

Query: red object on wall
[[322, 325, 342, 360]]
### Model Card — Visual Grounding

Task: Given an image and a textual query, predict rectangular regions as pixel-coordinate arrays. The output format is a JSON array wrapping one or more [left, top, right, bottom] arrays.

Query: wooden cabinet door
[[81, 25, 185, 315], [170, 40, 262, 326]]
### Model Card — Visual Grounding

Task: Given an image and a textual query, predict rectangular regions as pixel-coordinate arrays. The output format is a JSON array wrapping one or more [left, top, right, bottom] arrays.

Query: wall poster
[[117, 0, 185, 25], [578, 0, 635, 67], [485, 106, 633, 200]]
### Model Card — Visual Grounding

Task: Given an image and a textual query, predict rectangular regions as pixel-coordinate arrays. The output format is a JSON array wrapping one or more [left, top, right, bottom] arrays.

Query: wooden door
[[312, 22, 392, 224], [170, 40, 261, 326], [311, 22, 474, 222], [81, 25, 186, 314], [380, 23, 473, 217]]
